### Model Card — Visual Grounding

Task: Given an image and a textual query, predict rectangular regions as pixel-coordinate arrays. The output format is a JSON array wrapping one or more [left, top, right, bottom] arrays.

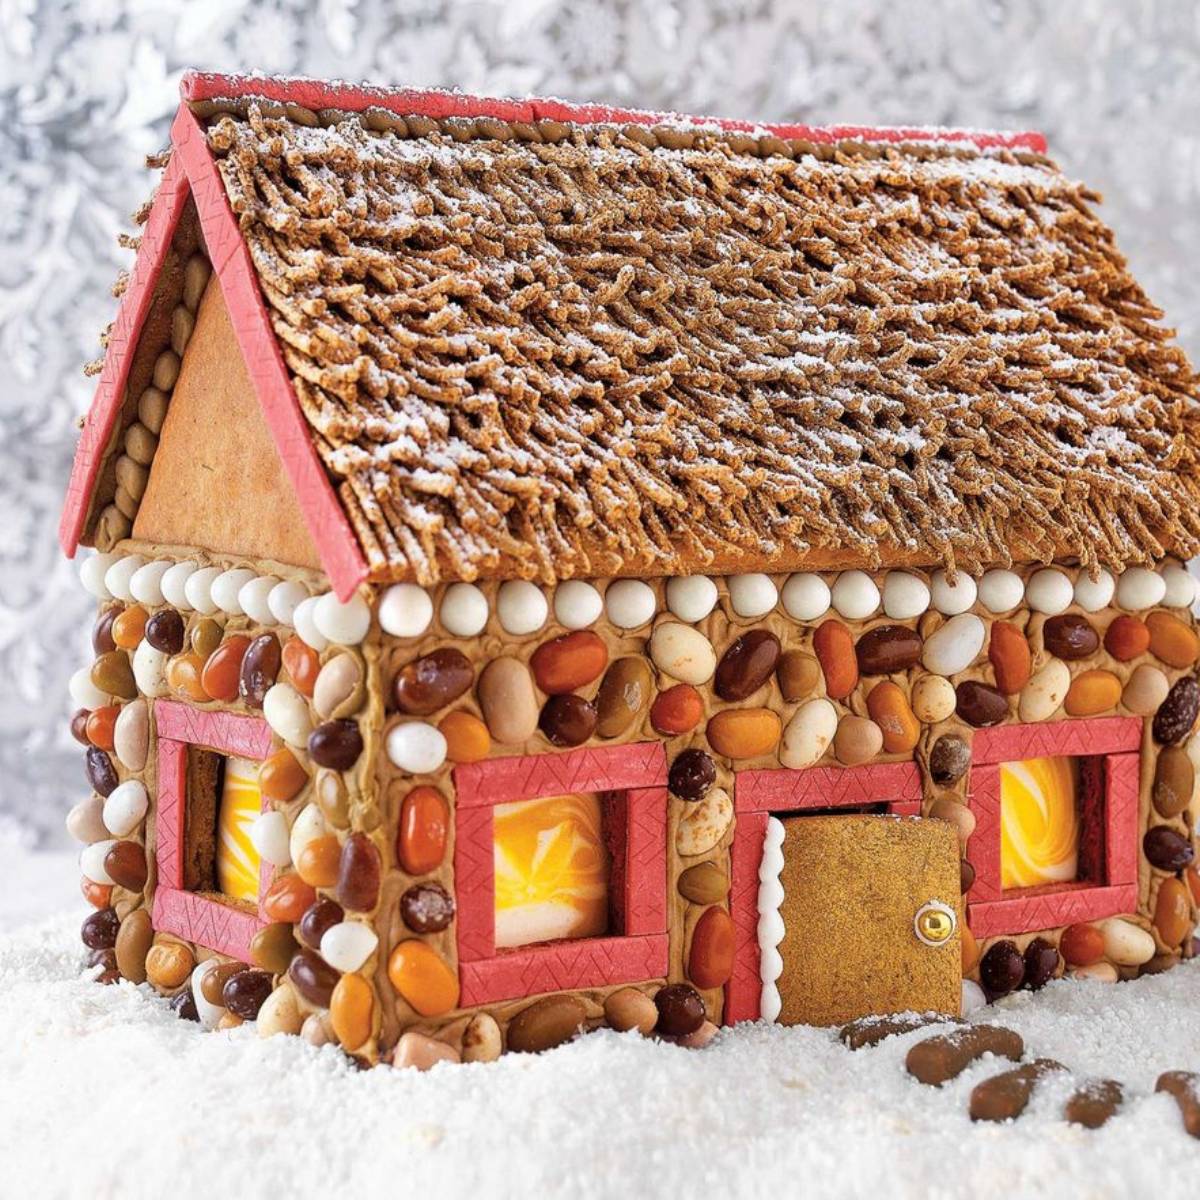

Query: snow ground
[[2, 846, 1199, 1200]]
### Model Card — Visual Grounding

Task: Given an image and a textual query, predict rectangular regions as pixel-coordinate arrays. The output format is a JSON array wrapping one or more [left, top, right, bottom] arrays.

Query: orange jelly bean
[[866, 681, 920, 753], [1059, 922, 1105, 966], [259, 748, 308, 803], [112, 605, 148, 649], [282, 636, 320, 698], [439, 710, 491, 763], [813, 620, 858, 700], [296, 835, 341, 888], [387, 940, 459, 1016], [687, 906, 734, 989], [167, 653, 209, 702], [397, 786, 449, 875], [650, 684, 705, 735], [705, 708, 780, 759], [529, 631, 608, 694], [1063, 669, 1122, 716], [262, 873, 317, 923], [1154, 877, 1192, 947], [81, 878, 113, 909], [331, 973, 375, 1051], [1104, 615, 1151, 662], [201, 635, 252, 702], [85, 705, 120, 751], [988, 622, 1031, 694], [1146, 611, 1200, 669]]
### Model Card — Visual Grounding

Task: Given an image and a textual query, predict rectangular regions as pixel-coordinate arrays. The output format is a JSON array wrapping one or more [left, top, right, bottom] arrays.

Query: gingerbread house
[[60, 71, 1200, 1064]]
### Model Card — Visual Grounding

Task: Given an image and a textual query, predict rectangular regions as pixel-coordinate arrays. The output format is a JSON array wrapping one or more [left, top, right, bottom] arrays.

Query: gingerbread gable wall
[[132, 277, 321, 570]]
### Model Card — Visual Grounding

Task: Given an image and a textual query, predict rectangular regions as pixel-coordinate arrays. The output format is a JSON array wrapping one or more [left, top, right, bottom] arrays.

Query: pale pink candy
[[392, 1031, 461, 1070]]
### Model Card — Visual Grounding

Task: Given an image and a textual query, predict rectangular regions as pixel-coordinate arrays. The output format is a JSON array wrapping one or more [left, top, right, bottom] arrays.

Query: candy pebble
[[129, 560, 171, 606], [210, 568, 256, 615], [1116, 567, 1166, 611], [267, 579, 310, 627], [496, 580, 548, 634], [728, 573, 778, 618], [263, 683, 313, 747], [387, 941, 460, 1016], [183, 566, 221, 615], [604, 579, 656, 628], [553, 581, 603, 629], [930, 570, 976, 615], [666, 576, 718, 623], [1025, 569, 1073, 615], [830, 571, 878, 619], [320, 922, 379, 973], [313, 592, 371, 645], [978, 569, 1024, 613], [881, 572, 930, 620], [238, 575, 278, 625], [1073, 569, 1115, 612], [386, 721, 447, 774], [440, 583, 488, 636], [102, 780, 148, 837]]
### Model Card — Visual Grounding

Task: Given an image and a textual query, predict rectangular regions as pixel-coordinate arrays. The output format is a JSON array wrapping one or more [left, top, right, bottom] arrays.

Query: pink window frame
[[726, 761, 923, 1025], [151, 700, 275, 961], [452, 742, 669, 1007], [964, 716, 1141, 939]]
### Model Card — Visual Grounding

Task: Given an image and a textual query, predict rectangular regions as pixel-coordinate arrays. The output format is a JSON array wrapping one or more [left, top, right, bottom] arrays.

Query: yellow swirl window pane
[[216, 755, 263, 903], [494, 793, 610, 949], [1000, 756, 1080, 890]]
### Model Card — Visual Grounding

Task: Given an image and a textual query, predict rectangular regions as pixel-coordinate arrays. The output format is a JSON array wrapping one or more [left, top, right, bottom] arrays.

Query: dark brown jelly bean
[[81, 907, 120, 950], [654, 982, 705, 1036], [669, 748, 716, 801], [930, 734, 971, 785], [855, 625, 923, 676], [393, 647, 473, 716], [538, 694, 597, 747], [979, 939, 1025, 997], [714, 630, 781, 702], [287, 949, 339, 1008], [201, 961, 247, 1006], [144, 609, 185, 655], [250, 922, 298, 975], [85, 747, 119, 797], [239, 633, 281, 709], [171, 989, 200, 1022], [960, 858, 976, 893], [222, 968, 274, 1019], [308, 719, 363, 770], [298, 897, 344, 950], [337, 833, 382, 912], [956, 680, 1009, 727], [1143, 826, 1195, 872], [1022, 937, 1060, 990], [1042, 614, 1099, 661], [105, 841, 148, 891], [1153, 677, 1200, 744], [70, 709, 90, 745], [86, 947, 117, 972], [400, 882, 456, 934], [92, 606, 120, 655], [594, 657, 652, 739]]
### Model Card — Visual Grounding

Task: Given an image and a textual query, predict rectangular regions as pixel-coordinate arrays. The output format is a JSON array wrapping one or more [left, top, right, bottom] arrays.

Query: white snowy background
[[3, 0, 1200, 855]]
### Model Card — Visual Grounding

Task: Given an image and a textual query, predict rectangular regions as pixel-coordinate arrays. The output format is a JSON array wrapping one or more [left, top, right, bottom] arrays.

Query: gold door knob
[[914, 901, 957, 946]]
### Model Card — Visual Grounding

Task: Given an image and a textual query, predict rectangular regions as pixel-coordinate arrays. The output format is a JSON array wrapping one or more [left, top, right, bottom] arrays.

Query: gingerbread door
[[774, 814, 961, 1026]]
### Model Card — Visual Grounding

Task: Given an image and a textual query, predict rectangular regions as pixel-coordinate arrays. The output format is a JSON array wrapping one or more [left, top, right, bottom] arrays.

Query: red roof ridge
[[180, 69, 1048, 155]]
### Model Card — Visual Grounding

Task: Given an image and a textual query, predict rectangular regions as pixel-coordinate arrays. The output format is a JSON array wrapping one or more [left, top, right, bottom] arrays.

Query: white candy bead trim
[[830, 570, 879, 620], [210, 568, 256, 615], [930, 569, 976, 616], [665, 576, 717, 623], [1025, 568, 1073, 615], [249, 811, 291, 868], [496, 580, 548, 635], [729, 573, 778, 618], [183, 566, 222, 615], [69, 667, 109, 710], [239, 576, 279, 626], [268, 579, 309, 627], [102, 781, 148, 838], [554, 580, 603, 629], [1073, 568, 1115, 613], [440, 582, 488, 637], [781, 572, 830, 621], [292, 596, 329, 652], [1162, 563, 1197, 609], [104, 555, 145, 602], [160, 561, 197, 610], [386, 722, 447, 774], [378, 583, 432, 638], [605, 579, 656, 628], [881, 571, 929, 620], [129, 559, 171, 606], [320, 922, 379, 973], [314, 592, 371, 645], [757, 817, 786, 1024], [80, 552, 119, 599], [1116, 567, 1166, 611], [978, 569, 1024, 613]]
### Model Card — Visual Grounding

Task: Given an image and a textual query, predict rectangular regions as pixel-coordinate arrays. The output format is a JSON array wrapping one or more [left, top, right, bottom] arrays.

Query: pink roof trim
[[181, 70, 1047, 154]]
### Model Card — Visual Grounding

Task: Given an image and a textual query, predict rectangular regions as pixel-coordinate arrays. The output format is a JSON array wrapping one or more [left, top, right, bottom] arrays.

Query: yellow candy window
[[999, 756, 1080, 890], [215, 755, 264, 903], [493, 793, 611, 949]]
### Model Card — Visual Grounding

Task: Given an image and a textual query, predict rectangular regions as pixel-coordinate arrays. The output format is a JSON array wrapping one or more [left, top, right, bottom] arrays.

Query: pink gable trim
[[972, 716, 1141, 765], [155, 700, 274, 759], [181, 71, 1047, 154]]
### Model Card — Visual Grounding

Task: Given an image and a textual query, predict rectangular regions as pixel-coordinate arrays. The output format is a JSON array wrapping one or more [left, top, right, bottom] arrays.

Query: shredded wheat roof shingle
[[204, 104, 1200, 585]]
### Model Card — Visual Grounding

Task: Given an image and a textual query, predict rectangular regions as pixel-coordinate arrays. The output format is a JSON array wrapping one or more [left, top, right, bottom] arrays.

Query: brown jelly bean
[[337, 833, 382, 912], [70, 709, 90, 745], [668, 748, 716, 801], [105, 841, 148, 891], [298, 897, 344, 950], [960, 858, 976, 893], [144, 609, 185, 655], [85, 747, 118, 796], [776, 650, 821, 701], [715, 630, 781, 702], [538, 694, 597, 747], [81, 907, 120, 950], [308, 719, 363, 770], [654, 982, 705, 1036], [92, 607, 120, 655], [171, 990, 200, 1022], [191, 618, 222, 660], [239, 633, 281, 709], [250, 922, 298, 974], [956, 680, 1009, 727], [1143, 826, 1195, 872], [87, 947, 117, 972], [91, 651, 136, 699], [1153, 677, 1200, 744], [530, 631, 608, 695], [1042, 614, 1099, 660], [392, 647, 473, 715], [929, 734, 971, 784], [222, 968, 274, 1019], [1022, 937, 1060, 990], [594, 657, 653, 738], [400, 882, 456, 934], [979, 939, 1025, 997], [200, 961, 247, 1006], [287, 949, 340, 1008], [855, 625, 923, 676]]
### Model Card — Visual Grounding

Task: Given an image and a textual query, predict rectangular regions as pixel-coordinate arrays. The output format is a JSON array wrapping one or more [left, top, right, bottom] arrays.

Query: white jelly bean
[[69, 667, 109, 710], [386, 721, 447, 774], [79, 839, 117, 886], [496, 580, 548, 635], [978, 568, 1024, 613], [1161, 564, 1197, 609], [921, 613, 985, 676], [104, 555, 145, 602], [102, 781, 148, 838], [1017, 659, 1071, 723], [779, 698, 838, 769], [553, 580, 603, 630], [929, 569, 976, 615], [314, 592, 372, 645], [1099, 917, 1155, 966], [263, 683, 313, 747], [239, 576, 279, 625], [267, 579, 310, 627], [1073, 568, 1115, 613], [961, 979, 987, 1016], [210, 567, 256, 615], [830, 570, 879, 620], [183, 566, 222, 615], [882, 571, 930, 620], [665, 576, 718, 623], [729, 573, 778, 618], [160, 561, 197, 610], [288, 804, 327, 866], [1025, 568, 1073, 615], [1116, 566, 1167, 611], [605, 579, 656, 628], [129, 560, 171, 606], [132, 641, 168, 697], [378, 583, 432, 638], [80, 552, 119, 599], [320, 922, 379, 973], [648, 622, 716, 685], [781, 573, 831, 621], [292, 596, 329, 652], [249, 811, 291, 867], [440, 582, 488, 636]]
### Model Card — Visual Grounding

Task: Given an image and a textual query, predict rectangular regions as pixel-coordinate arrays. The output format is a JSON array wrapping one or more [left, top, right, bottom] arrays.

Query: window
[[965, 717, 1140, 938], [452, 742, 669, 1007], [152, 701, 273, 960]]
